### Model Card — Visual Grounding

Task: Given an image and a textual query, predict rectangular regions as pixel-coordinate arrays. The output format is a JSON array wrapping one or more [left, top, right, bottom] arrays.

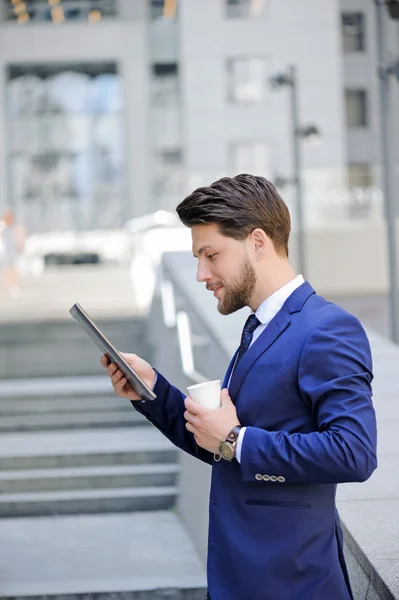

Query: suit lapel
[[227, 281, 316, 399], [222, 348, 239, 388], [229, 304, 291, 399]]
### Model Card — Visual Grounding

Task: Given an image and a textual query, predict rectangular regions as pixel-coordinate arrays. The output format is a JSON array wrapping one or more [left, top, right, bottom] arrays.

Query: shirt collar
[[255, 275, 305, 325]]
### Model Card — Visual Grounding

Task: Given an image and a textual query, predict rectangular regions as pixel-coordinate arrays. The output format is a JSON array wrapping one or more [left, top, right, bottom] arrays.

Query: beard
[[216, 257, 257, 316]]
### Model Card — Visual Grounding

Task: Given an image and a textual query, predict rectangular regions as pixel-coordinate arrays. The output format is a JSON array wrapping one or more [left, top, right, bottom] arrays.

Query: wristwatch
[[215, 425, 242, 462]]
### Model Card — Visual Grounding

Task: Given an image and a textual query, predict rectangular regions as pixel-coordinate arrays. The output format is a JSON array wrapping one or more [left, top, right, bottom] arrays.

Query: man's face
[[192, 223, 257, 315]]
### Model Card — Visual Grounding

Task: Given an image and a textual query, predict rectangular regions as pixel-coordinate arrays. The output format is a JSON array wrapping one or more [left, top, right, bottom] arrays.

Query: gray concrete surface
[[0, 265, 142, 324], [0, 424, 179, 516], [0, 374, 149, 432], [0, 511, 206, 597]]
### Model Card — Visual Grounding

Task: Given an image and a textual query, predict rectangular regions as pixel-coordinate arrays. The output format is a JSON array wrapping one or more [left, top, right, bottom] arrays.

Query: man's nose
[[197, 264, 212, 283]]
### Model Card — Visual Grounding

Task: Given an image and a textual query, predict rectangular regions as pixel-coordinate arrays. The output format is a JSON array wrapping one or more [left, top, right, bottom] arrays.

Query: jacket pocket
[[251, 362, 288, 378], [245, 499, 310, 509]]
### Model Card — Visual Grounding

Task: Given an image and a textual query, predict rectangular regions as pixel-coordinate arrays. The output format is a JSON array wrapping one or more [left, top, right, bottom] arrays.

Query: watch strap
[[226, 425, 242, 443]]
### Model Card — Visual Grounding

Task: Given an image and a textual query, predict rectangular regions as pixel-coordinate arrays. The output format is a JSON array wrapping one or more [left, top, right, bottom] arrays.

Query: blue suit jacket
[[136, 282, 377, 600]]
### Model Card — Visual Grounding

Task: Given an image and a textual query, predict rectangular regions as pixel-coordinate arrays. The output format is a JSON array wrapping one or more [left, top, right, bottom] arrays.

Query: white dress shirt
[[235, 274, 305, 462]]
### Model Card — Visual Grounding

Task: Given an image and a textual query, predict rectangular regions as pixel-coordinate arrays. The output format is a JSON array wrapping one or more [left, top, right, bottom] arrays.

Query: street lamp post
[[375, 0, 399, 343], [270, 65, 320, 279], [289, 65, 307, 280]]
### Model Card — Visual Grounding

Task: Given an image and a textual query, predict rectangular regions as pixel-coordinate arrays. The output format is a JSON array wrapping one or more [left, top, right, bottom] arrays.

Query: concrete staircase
[[0, 271, 206, 598], [0, 378, 149, 432], [0, 377, 179, 518], [0, 315, 150, 379]]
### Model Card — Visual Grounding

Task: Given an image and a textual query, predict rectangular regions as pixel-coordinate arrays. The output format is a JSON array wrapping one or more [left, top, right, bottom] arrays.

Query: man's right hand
[[101, 353, 156, 401]]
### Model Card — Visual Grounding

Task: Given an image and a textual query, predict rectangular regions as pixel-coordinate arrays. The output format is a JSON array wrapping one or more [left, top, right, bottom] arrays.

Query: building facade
[[340, 0, 399, 219], [2, 0, 389, 235]]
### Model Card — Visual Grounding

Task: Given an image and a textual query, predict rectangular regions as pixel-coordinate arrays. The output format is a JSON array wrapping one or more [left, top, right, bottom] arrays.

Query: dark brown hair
[[176, 174, 291, 256]]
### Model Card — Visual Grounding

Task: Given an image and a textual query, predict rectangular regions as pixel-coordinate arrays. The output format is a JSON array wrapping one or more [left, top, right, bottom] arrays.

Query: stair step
[[0, 427, 177, 470], [0, 463, 179, 493], [0, 375, 114, 398], [0, 396, 133, 414], [0, 410, 149, 432], [0, 486, 178, 517]]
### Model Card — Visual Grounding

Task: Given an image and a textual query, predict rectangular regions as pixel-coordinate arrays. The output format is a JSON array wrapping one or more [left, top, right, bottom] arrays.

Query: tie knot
[[243, 314, 261, 335]]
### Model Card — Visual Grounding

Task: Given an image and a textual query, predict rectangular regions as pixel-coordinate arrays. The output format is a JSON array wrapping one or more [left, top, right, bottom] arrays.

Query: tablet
[[69, 303, 157, 401]]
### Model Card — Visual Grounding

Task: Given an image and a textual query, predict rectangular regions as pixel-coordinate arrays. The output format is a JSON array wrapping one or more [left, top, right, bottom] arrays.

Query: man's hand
[[184, 388, 240, 454], [101, 353, 156, 401]]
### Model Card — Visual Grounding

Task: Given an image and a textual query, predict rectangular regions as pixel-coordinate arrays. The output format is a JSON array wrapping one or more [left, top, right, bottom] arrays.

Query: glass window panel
[[151, 63, 179, 106], [91, 74, 122, 114], [231, 141, 271, 177], [6, 62, 124, 231], [152, 148, 183, 210], [227, 57, 268, 102], [62, 116, 92, 152], [347, 164, 374, 218], [8, 75, 45, 116], [3, 0, 117, 22], [150, 0, 178, 21], [226, 0, 267, 19], [46, 71, 91, 114], [151, 107, 181, 148], [345, 89, 368, 127], [342, 13, 365, 53]]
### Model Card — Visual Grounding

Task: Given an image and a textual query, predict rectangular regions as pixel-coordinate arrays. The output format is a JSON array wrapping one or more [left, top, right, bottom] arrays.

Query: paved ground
[[0, 264, 145, 324], [0, 511, 206, 596]]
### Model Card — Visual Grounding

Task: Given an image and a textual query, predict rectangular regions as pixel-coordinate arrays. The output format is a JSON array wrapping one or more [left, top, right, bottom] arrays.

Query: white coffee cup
[[187, 380, 221, 410]]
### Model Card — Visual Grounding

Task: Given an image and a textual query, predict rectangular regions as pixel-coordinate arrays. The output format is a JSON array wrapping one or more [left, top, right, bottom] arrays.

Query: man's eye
[[207, 254, 217, 261]]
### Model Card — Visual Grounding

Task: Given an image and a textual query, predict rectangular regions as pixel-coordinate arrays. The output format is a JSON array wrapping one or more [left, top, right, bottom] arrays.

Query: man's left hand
[[184, 388, 240, 454]]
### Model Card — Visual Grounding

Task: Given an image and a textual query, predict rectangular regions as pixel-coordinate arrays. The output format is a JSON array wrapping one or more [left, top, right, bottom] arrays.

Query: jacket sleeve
[[132, 371, 213, 466], [240, 312, 377, 484]]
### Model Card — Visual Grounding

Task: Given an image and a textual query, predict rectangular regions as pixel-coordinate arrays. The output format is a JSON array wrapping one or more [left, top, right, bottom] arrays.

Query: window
[[150, 0, 178, 21], [347, 164, 374, 218], [345, 90, 368, 127], [152, 149, 183, 210], [3, 0, 117, 24], [226, 0, 268, 19], [230, 142, 271, 177], [7, 63, 124, 232], [151, 63, 179, 106], [341, 13, 365, 53], [227, 57, 268, 103]]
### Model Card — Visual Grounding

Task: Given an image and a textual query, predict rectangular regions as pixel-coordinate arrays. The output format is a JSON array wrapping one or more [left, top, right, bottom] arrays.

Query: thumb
[[221, 388, 231, 405]]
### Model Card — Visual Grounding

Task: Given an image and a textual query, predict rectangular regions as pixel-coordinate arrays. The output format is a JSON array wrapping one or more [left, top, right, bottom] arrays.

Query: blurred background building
[[0, 0, 398, 236]]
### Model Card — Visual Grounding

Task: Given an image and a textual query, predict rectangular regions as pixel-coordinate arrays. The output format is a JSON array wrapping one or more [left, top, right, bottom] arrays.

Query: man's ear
[[251, 228, 269, 255]]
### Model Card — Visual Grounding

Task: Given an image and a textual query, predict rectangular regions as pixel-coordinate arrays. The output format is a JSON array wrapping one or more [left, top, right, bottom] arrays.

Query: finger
[[114, 376, 139, 400], [221, 388, 231, 405], [101, 355, 110, 368], [184, 410, 196, 425], [114, 377, 130, 395], [114, 376, 126, 392], [111, 369, 124, 387], [184, 396, 201, 413], [185, 421, 195, 433], [107, 363, 118, 377]]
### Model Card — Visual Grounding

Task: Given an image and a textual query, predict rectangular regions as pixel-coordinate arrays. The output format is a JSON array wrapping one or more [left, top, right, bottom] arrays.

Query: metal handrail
[[159, 277, 206, 383], [176, 311, 207, 384], [160, 279, 176, 328]]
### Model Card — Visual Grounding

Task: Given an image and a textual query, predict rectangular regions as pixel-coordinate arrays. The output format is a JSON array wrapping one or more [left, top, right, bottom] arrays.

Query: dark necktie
[[235, 313, 261, 367]]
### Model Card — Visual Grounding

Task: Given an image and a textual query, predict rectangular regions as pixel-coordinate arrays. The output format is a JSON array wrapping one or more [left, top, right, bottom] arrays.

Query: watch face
[[220, 442, 235, 461]]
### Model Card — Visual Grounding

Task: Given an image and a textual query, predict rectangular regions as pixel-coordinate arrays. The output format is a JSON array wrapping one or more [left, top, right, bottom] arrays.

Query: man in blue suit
[[102, 174, 377, 600]]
